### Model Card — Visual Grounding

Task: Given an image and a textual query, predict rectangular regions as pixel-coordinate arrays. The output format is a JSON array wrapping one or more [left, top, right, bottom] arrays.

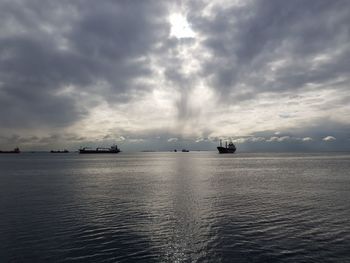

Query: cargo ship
[[217, 140, 236, 154], [0, 147, 20, 153], [79, 145, 120, 154]]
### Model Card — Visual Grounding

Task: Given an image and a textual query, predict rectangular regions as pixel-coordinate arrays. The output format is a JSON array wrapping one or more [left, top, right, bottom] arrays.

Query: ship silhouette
[[217, 140, 236, 154], [0, 147, 20, 153], [79, 144, 120, 154]]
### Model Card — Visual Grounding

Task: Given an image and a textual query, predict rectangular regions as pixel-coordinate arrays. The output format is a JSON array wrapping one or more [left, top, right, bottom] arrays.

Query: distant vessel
[[79, 145, 120, 154], [217, 140, 236, 154], [50, 149, 69, 153], [0, 147, 20, 154], [182, 149, 189, 152]]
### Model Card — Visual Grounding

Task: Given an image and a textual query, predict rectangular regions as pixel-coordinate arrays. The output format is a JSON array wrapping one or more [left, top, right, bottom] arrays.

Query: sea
[[0, 152, 349, 262]]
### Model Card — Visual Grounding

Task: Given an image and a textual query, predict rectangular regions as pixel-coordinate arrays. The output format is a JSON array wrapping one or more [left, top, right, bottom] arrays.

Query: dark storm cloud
[[0, 0, 169, 129], [1, 0, 349, 151], [188, 0, 350, 99]]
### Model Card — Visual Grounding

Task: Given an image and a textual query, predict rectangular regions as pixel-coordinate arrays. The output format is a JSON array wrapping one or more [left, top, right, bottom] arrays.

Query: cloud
[[302, 137, 313, 142], [189, 0, 350, 98], [322, 136, 336, 142], [0, 0, 169, 130], [267, 136, 291, 142], [232, 136, 266, 143], [0, 0, 350, 151]]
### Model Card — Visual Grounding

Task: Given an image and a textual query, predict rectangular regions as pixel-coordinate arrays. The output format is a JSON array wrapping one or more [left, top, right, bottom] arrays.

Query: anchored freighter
[[217, 140, 236, 154], [79, 145, 120, 154]]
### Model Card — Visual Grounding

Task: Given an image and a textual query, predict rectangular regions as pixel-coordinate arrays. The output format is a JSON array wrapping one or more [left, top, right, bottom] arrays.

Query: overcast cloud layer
[[0, 0, 349, 151]]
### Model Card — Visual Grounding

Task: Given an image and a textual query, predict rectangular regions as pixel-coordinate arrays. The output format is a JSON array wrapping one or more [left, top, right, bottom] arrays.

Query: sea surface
[[1, 152, 350, 262]]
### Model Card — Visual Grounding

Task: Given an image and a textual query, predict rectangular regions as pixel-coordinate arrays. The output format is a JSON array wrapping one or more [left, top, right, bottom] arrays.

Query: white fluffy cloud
[[322, 136, 336, 142]]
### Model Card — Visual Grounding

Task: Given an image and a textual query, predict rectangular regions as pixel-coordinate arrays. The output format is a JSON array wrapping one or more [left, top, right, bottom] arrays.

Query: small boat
[[182, 149, 189, 152], [79, 145, 120, 154], [217, 140, 236, 154], [50, 149, 69, 153], [0, 147, 20, 153]]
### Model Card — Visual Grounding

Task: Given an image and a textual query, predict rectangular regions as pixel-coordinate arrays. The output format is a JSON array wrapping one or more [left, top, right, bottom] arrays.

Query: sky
[[0, 0, 349, 152]]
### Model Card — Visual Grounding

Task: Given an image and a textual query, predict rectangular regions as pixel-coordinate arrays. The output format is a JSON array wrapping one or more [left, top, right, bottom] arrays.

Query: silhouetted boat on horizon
[[217, 140, 236, 154], [79, 145, 120, 154], [182, 149, 189, 152], [0, 147, 20, 153]]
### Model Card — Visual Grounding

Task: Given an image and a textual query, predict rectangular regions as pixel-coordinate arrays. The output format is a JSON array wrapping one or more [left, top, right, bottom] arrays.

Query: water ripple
[[1, 152, 350, 262]]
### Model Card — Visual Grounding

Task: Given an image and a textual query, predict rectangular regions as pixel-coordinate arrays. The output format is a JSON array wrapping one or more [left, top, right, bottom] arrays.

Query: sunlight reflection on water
[[1, 152, 350, 262]]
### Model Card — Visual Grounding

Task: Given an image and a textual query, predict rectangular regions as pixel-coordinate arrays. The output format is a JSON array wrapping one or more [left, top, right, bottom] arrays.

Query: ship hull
[[217, 146, 236, 154], [79, 150, 120, 154], [0, 148, 20, 154]]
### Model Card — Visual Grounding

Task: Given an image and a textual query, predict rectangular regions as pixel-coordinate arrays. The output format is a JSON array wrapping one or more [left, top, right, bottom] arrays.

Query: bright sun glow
[[169, 13, 195, 39]]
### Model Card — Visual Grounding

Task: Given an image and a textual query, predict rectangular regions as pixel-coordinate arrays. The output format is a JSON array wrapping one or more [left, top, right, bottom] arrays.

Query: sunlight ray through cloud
[[0, 0, 349, 151]]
